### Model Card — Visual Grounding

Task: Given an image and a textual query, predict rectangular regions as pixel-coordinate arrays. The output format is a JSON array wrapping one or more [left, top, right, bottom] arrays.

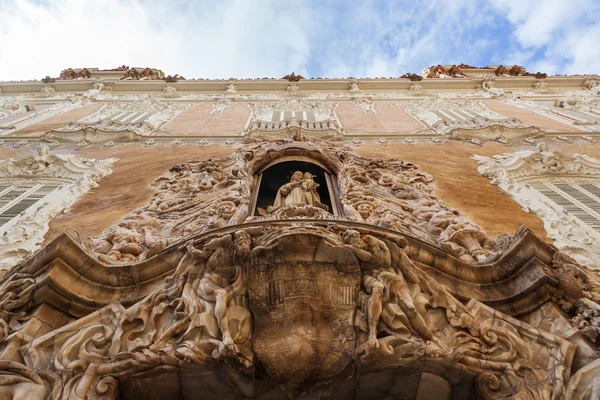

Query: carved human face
[[292, 171, 304, 181], [342, 229, 361, 245], [357, 203, 374, 219], [304, 172, 314, 180]]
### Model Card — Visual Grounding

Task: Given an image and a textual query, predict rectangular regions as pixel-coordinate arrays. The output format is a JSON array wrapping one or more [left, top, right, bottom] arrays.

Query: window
[[530, 181, 600, 232], [0, 181, 60, 230], [262, 110, 317, 122], [430, 109, 482, 122], [109, 111, 154, 124]]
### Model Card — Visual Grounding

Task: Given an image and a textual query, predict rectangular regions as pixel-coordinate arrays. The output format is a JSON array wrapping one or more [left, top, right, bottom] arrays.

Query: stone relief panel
[[0, 144, 116, 272], [0, 221, 584, 399], [84, 138, 505, 265], [475, 142, 600, 270], [0, 138, 599, 398]]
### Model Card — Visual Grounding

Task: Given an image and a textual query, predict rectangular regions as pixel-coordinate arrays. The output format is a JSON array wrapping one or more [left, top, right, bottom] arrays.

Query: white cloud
[[490, 0, 600, 74], [0, 0, 597, 80], [0, 0, 312, 80]]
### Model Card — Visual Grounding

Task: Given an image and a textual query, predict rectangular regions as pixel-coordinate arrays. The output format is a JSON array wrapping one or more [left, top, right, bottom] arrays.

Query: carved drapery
[[475, 142, 600, 270], [0, 145, 116, 272]]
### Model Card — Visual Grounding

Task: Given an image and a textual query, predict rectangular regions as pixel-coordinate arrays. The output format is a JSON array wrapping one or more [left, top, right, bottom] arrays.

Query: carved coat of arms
[[245, 232, 360, 383]]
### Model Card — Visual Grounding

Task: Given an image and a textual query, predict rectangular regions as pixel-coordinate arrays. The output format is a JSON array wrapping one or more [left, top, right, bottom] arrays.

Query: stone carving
[[57, 67, 91, 80], [1, 138, 598, 398], [247, 117, 342, 141], [400, 73, 423, 81], [408, 82, 422, 92], [436, 116, 544, 143], [533, 79, 549, 92], [43, 125, 143, 149], [353, 97, 377, 113], [225, 81, 237, 95], [162, 84, 178, 98], [0, 145, 116, 271], [0, 220, 581, 398], [423, 65, 466, 78], [40, 84, 56, 98], [0, 97, 26, 120], [475, 143, 600, 270], [44, 97, 192, 143], [83, 78, 110, 98], [259, 171, 329, 216], [250, 98, 335, 122], [583, 75, 600, 94], [482, 75, 501, 95], [349, 79, 360, 94], [210, 98, 231, 115], [282, 72, 304, 82]]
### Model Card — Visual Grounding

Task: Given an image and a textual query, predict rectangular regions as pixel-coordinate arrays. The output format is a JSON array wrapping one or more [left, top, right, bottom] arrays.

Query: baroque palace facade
[[0, 65, 600, 399]]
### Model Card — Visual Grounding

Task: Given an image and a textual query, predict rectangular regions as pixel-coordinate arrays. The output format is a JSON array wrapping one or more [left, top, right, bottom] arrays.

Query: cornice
[[0, 75, 591, 95]]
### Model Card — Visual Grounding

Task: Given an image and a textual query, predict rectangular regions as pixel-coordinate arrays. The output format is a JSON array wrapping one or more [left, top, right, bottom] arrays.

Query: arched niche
[[250, 156, 340, 217]]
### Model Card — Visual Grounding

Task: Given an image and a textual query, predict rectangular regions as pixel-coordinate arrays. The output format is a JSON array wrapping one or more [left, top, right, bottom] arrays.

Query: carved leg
[[365, 277, 384, 349], [214, 287, 237, 352], [392, 282, 433, 341], [199, 278, 238, 353]]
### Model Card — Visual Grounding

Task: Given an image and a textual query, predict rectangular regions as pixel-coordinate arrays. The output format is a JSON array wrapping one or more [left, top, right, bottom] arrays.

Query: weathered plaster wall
[[483, 100, 578, 132], [336, 102, 424, 133], [164, 103, 250, 135], [10, 104, 104, 136]]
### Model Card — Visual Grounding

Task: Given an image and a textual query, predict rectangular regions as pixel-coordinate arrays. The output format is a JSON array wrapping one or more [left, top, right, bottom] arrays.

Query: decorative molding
[[42, 124, 143, 149], [210, 99, 232, 115], [0, 144, 116, 271], [0, 97, 26, 120], [247, 118, 343, 141], [475, 143, 600, 270], [440, 117, 544, 143], [40, 84, 56, 98]]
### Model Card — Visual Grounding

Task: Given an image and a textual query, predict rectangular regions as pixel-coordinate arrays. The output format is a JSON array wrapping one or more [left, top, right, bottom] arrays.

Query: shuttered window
[[267, 110, 316, 122], [109, 111, 153, 123], [432, 109, 481, 122], [531, 182, 600, 232], [0, 182, 60, 228]]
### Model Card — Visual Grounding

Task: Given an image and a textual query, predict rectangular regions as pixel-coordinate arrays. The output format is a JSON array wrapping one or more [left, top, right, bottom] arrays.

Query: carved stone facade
[[1, 66, 600, 399]]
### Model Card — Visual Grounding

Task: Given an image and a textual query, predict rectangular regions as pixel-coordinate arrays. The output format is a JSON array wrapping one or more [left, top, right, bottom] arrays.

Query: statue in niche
[[273, 171, 305, 209], [261, 170, 329, 215]]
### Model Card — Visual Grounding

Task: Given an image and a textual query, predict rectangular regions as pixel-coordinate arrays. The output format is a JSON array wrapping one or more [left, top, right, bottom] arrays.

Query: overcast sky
[[0, 0, 598, 81]]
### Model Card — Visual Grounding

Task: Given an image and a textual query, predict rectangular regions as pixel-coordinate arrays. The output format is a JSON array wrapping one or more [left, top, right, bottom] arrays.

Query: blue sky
[[0, 0, 598, 81]]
